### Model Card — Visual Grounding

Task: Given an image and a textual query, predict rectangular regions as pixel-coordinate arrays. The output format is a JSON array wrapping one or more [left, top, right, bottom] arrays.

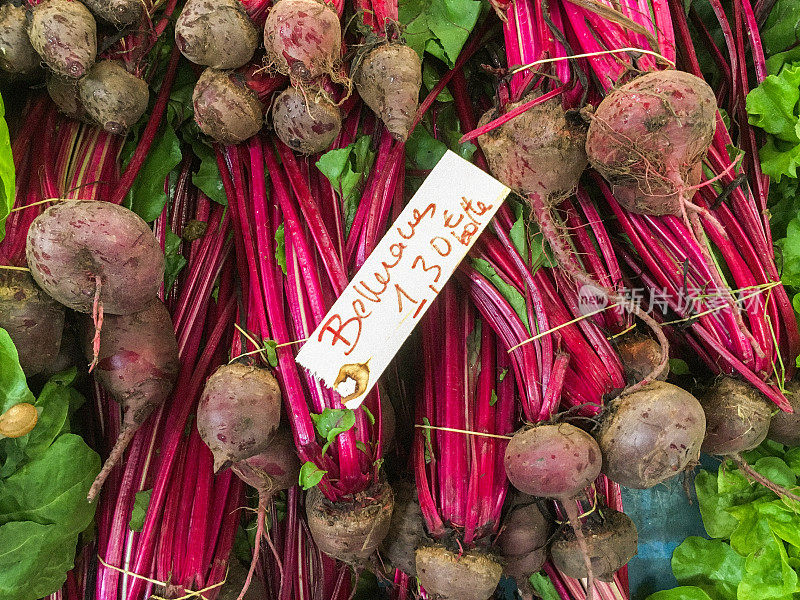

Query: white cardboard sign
[[295, 150, 510, 409]]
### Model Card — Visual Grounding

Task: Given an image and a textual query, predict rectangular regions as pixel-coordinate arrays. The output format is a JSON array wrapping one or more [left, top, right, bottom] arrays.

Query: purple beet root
[[197, 362, 282, 472], [175, 0, 258, 69], [496, 498, 550, 586], [768, 380, 800, 446], [701, 377, 772, 455], [84, 299, 179, 500], [550, 509, 638, 581], [193, 68, 263, 145], [379, 480, 429, 577], [28, 0, 97, 78], [82, 0, 143, 25], [47, 75, 89, 120], [617, 333, 669, 385], [78, 60, 149, 134], [271, 86, 340, 154], [0, 4, 40, 75], [415, 545, 503, 600], [597, 381, 706, 488], [26, 200, 165, 315], [0, 270, 64, 376]]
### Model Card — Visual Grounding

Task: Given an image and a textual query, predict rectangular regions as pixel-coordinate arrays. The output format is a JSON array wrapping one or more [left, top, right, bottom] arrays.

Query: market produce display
[[1, 1, 800, 600]]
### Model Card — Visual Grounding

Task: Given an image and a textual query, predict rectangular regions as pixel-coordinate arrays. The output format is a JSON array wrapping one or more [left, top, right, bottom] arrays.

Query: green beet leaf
[[164, 231, 188, 294], [671, 537, 744, 600], [125, 123, 182, 222], [298, 461, 326, 490], [0, 92, 14, 243], [472, 258, 530, 332], [0, 328, 35, 413], [746, 64, 800, 144], [528, 572, 560, 600], [190, 141, 227, 205], [646, 587, 715, 600], [761, 0, 800, 59], [399, 0, 482, 68], [129, 488, 153, 532]]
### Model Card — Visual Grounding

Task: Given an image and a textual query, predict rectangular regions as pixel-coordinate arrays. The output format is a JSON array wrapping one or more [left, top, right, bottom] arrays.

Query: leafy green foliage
[[164, 231, 188, 294], [316, 136, 375, 236], [646, 441, 800, 600], [472, 258, 530, 331], [310, 408, 356, 456], [0, 92, 14, 243], [124, 123, 182, 222], [399, 0, 482, 68], [0, 331, 100, 600], [528, 571, 560, 600], [274, 223, 287, 275], [760, 0, 800, 59], [190, 141, 227, 205], [298, 461, 326, 490], [128, 489, 153, 532]]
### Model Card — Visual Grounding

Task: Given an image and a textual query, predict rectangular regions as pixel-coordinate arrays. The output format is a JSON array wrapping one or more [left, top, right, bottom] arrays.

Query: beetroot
[[271, 86, 340, 154], [84, 300, 179, 500], [504, 423, 602, 499], [0, 4, 39, 75], [0, 270, 65, 376], [597, 381, 706, 488], [26, 201, 165, 315], [197, 362, 282, 472], [78, 60, 149, 134], [175, 0, 258, 69], [81, 0, 142, 25], [550, 509, 638, 581], [230, 428, 300, 600], [47, 75, 89, 120], [306, 481, 394, 563], [768, 381, 800, 446], [354, 43, 422, 141], [379, 480, 429, 577], [263, 0, 340, 83], [415, 545, 503, 600], [585, 70, 717, 216], [193, 68, 263, 145], [617, 334, 669, 385], [700, 377, 772, 455], [496, 499, 550, 586], [477, 95, 588, 198], [27, 0, 97, 78]]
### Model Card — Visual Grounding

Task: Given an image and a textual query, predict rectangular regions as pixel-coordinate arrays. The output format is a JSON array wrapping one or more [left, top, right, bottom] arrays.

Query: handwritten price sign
[[296, 150, 510, 409]]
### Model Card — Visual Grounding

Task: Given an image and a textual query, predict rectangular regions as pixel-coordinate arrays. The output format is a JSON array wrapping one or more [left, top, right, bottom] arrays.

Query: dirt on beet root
[[27, 0, 97, 78], [175, 0, 258, 69]]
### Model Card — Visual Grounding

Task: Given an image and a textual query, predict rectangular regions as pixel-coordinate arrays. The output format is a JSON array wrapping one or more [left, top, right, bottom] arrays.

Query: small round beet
[[768, 381, 800, 446], [231, 428, 300, 495], [354, 43, 421, 141], [264, 0, 341, 82], [78, 60, 149, 134], [496, 499, 550, 584], [26, 201, 165, 315], [0, 270, 64, 376], [82, 0, 142, 25], [272, 86, 340, 154], [504, 423, 602, 499], [47, 74, 89, 120], [193, 68, 263, 145], [617, 333, 669, 385], [0, 4, 40, 75], [28, 0, 97, 78], [306, 481, 394, 563], [175, 0, 258, 69], [586, 70, 717, 216], [550, 509, 638, 581], [415, 545, 503, 600], [597, 381, 706, 489], [379, 480, 429, 577], [197, 363, 282, 472], [477, 94, 588, 198], [700, 377, 772, 455]]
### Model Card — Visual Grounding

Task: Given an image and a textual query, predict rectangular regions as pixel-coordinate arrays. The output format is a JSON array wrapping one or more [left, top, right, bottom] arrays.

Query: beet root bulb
[[0, 4, 40, 75], [617, 334, 669, 385], [768, 380, 800, 446], [598, 381, 706, 488], [197, 363, 282, 472], [306, 481, 394, 563], [477, 95, 588, 198], [379, 480, 429, 578], [550, 509, 638, 581], [82, 0, 143, 25], [496, 499, 550, 585], [28, 0, 97, 78], [175, 0, 258, 69], [700, 377, 772, 455], [415, 545, 503, 600], [585, 70, 717, 215], [272, 86, 340, 154], [264, 0, 341, 82], [354, 43, 421, 141], [0, 270, 65, 376], [26, 200, 165, 315], [78, 60, 149, 134], [504, 423, 602, 499], [193, 68, 262, 145], [231, 427, 300, 496]]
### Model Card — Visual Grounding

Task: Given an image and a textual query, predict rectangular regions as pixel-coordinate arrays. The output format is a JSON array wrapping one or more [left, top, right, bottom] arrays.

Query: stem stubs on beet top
[[354, 43, 422, 141], [83, 300, 179, 501], [306, 481, 394, 564]]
